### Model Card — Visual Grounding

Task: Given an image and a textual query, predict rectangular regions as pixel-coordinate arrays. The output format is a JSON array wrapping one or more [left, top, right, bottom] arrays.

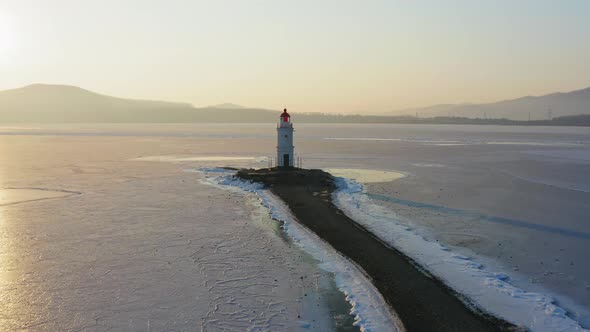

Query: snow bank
[[333, 177, 588, 332], [198, 168, 402, 332]]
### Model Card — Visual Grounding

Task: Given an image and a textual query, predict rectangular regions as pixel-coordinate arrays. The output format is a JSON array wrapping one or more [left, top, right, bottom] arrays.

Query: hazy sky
[[1, 0, 589, 113]]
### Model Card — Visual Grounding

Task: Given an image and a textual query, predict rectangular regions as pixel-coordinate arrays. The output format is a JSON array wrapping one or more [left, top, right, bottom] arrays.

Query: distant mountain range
[[208, 103, 246, 109], [0, 84, 278, 123], [0, 84, 195, 122], [0, 83, 589, 123], [390, 86, 590, 120]]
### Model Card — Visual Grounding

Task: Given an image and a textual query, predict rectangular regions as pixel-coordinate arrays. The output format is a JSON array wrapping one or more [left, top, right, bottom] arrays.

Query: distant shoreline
[[1, 116, 589, 126], [246, 113, 590, 126]]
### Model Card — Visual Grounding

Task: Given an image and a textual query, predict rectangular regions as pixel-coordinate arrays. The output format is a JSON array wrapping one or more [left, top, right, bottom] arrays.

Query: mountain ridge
[[0, 83, 196, 122], [1, 83, 589, 123], [0, 83, 194, 108], [208, 103, 246, 109], [390, 86, 590, 120]]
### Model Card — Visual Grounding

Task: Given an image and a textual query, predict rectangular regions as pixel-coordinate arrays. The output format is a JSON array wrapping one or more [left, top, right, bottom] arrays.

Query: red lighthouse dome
[[280, 108, 290, 123]]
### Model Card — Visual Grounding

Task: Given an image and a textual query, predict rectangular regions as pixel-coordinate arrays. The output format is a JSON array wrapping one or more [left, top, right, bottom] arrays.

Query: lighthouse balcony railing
[[277, 121, 292, 128]]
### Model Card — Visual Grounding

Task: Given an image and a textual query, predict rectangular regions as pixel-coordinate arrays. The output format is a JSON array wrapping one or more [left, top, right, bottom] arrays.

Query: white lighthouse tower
[[277, 108, 294, 168]]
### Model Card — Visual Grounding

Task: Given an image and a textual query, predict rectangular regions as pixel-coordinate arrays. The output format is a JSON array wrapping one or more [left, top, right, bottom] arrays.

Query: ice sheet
[[131, 155, 264, 162], [0, 188, 80, 205], [525, 149, 590, 161], [486, 141, 583, 147], [332, 177, 587, 332], [323, 168, 407, 184], [323, 137, 587, 148], [411, 163, 446, 167], [0, 150, 340, 331]]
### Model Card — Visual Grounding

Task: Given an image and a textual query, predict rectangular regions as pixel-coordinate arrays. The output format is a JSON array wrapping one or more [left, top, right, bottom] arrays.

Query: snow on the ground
[[332, 176, 588, 332], [199, 168, 403, 332]]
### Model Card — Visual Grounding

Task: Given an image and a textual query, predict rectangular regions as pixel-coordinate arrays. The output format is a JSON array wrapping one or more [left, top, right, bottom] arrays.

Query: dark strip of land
[[237, 168, 521, 332]]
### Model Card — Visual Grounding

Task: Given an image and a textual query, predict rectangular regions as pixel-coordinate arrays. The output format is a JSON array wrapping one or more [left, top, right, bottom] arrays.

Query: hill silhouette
[[0, 84, 196, 122], [0, 84, 284, 123], [392, 86, 590, 120], [1, 84, 589, 125]]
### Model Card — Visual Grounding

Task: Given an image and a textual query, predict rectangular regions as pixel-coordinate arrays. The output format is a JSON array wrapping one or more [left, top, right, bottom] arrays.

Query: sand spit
[[236, 168, 518, 332]]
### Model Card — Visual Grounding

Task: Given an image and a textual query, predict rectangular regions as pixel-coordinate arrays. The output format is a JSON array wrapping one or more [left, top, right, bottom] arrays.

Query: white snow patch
[[198, 168, 402, 332], [332, 177, 588, 332], [185, 167, 235, 174]]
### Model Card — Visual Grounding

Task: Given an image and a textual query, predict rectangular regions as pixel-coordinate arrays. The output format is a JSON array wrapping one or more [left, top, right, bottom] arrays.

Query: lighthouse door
[[283, 154, 290, 168]]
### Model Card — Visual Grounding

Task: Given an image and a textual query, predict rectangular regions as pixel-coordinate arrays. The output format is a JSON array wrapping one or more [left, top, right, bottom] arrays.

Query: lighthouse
[[277, 108, 294, 168]]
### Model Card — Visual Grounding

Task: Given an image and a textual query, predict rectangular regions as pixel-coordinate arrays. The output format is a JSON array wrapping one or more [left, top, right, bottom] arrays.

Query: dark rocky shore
[[237, 168, 521, 332]]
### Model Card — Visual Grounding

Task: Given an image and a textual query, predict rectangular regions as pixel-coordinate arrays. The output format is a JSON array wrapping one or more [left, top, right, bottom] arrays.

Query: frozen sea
[[0, 123, 589, 331]]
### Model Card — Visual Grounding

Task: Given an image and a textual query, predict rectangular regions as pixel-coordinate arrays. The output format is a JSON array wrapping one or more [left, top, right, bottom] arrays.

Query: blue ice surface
[[367, 193, 590, 241]]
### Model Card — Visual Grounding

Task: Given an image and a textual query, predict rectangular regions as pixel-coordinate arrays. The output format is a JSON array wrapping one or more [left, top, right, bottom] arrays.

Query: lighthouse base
[[281, 154, 290, 168]]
